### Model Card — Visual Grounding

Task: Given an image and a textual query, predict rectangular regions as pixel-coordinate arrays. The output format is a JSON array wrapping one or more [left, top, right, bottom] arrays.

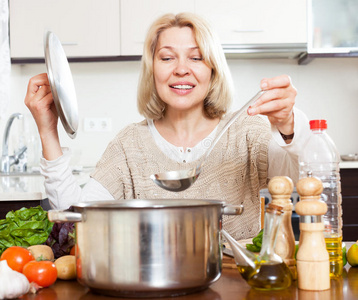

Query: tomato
[[70, 246, 75, 256], [76, 257, 82, 279], [23, 260, 58, 287], [0, 246, 34, 272]]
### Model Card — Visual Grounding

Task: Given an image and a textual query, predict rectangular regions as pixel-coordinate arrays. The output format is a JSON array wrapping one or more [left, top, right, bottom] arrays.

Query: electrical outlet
[[84, 117, 112, 132]]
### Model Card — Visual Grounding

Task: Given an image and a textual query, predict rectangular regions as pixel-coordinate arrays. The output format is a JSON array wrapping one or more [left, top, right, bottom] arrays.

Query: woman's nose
[[174, 59, 190, 76]]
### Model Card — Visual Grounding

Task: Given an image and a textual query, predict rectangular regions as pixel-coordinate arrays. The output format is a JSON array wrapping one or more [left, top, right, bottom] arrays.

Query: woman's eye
[[191, 57, 203, 61], [161, 57, 173, 61]]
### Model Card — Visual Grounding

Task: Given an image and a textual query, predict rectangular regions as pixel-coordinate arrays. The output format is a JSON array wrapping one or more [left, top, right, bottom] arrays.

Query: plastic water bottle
[[298, 119, 343, 278]]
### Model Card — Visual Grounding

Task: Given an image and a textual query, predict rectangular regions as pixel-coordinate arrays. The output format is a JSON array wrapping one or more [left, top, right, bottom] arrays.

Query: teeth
[[172, 85, 193, 90]]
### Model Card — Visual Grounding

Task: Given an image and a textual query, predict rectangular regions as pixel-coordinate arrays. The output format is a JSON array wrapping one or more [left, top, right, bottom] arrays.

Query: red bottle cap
[[309, 120, 327, 130]]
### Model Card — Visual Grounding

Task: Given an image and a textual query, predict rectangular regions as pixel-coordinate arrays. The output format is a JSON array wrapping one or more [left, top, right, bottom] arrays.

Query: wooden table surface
[[22, 260, 358, 300]]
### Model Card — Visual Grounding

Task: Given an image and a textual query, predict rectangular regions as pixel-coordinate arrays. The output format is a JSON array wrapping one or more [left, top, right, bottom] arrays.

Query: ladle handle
[[203, 90, 266, 163]]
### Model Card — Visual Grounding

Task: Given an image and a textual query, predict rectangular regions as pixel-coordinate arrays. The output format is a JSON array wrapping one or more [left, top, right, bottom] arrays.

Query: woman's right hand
[[24, 73, 63, 160]]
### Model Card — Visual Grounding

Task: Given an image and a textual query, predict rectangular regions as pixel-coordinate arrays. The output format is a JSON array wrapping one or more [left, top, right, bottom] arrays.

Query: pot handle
[[222, 204, 244, 215], [48, 210, 83, 223]]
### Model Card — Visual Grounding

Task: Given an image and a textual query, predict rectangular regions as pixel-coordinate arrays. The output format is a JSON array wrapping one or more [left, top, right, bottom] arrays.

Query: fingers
[[260, 75, 292, 90], [26, 89, 54, 112], [36, 85, 52, 100], [247, 75, 296, 130], [24, 73, 56, 129], [25, 73, 53, 106], [26, 73, 50, 95], [25, 85, 52, 109], [250, 88, 294, 114]]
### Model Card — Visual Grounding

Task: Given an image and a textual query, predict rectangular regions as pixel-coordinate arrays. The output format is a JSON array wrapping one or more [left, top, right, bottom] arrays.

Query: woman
[[25, 13, 309, 240]]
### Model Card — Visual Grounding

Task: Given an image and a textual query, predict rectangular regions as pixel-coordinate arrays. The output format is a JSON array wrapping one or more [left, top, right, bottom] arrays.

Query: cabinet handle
[[233, 29, 264, 33], [61, 42, 78, 46]]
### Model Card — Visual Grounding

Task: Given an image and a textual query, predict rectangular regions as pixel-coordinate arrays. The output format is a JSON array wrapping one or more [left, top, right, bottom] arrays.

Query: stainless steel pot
[[48, 199, 243, 298]]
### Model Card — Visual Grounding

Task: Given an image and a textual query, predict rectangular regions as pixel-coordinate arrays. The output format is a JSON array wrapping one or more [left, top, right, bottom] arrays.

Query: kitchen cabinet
[[299, 0, 358, 64], [194, 0, 307, 57], [121, 0, 307, 57], [120, 0, 195, 56], [194, 0, 306, 45], [9, 0, 120, 60], [340, 168, 358, 241], [10, 0, 307, 61]]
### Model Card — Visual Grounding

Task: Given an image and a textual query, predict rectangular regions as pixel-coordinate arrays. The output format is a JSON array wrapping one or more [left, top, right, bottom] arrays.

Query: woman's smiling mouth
[[170, 84, 195, 90], [169, 83, 196, 95]]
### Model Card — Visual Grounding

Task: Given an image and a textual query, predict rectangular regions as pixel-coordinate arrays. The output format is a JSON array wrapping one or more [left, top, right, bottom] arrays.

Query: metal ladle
[[150, 90, 266, 192]]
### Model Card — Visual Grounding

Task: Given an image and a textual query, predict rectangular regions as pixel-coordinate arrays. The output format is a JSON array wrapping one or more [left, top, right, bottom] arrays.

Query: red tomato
[[0, 246, 34, 272], [23, 260, 58, 287], [70, 246, 75, 256]]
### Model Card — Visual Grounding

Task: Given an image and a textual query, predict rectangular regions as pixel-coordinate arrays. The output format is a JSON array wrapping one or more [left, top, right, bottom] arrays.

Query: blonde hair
[[137, 12, 234, 120]]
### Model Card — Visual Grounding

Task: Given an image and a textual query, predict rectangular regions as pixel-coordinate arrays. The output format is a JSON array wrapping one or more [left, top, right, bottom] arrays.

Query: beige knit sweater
[[92, 112, 271, 240]]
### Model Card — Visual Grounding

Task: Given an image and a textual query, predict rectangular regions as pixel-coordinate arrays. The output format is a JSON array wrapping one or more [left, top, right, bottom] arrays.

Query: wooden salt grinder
[[268, 176, 297, 280], [295, 176, 330, 291]]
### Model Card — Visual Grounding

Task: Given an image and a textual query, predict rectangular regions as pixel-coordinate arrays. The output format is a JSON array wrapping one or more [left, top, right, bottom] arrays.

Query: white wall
[[2, 57, 358, 167]]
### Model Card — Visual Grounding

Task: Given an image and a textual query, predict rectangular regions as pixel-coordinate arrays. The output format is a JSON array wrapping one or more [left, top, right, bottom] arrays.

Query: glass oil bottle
[[222, 203, 292, 290]]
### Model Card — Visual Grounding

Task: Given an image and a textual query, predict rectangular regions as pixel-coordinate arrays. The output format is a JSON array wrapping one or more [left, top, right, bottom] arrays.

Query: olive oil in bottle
[[245, 262, 292, 290], [226, 203, 292, 290], [237, 263, 258, 282], [326, 236, 343, 278]]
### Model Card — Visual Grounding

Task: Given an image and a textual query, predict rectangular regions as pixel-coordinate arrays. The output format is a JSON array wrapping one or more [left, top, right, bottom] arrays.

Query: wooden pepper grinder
[[295, 175, 330, 291], [268, 176, 297, 280]]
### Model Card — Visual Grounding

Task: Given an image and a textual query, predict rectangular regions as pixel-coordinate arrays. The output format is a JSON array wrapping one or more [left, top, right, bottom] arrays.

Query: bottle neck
[[311, 128, 326, 133], [259, 210, 283, 261]]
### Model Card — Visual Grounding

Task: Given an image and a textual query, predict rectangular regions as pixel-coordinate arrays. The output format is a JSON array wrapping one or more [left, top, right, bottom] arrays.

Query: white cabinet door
[[120, 0, 195, 56], [194, 0, 307, 45], [308, 0, 358, 53], [10, 0, 120, 58]]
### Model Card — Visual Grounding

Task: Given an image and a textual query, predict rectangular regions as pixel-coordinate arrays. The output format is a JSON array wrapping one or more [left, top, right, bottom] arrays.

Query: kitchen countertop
[[0, 175, 46, 200], [340, 161, 358, 169], [21, 256, 358, 300]]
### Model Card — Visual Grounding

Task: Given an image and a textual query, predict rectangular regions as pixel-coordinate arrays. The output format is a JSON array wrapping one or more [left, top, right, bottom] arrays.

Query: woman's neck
[[154, 109, 220, 149]]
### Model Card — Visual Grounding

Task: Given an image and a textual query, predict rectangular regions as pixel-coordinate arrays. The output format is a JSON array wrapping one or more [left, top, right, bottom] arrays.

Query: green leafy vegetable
[[246, 229, 263, 253], [0, 206, 53, 255]]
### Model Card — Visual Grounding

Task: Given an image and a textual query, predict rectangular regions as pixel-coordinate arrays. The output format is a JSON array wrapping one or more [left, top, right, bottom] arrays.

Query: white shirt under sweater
[[41, 107, 310, 210]]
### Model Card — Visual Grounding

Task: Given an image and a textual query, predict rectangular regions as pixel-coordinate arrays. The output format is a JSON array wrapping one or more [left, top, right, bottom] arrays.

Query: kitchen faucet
[[1, 113, 27, 173]]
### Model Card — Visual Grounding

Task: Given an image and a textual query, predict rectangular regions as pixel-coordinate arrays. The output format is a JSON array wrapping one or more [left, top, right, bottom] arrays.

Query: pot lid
[[44, 31, 78, 139], [73, 199, 225, 209]]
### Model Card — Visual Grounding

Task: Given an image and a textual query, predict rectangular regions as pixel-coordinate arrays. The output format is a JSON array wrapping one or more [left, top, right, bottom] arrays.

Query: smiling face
[[153, 26, 212, 115]]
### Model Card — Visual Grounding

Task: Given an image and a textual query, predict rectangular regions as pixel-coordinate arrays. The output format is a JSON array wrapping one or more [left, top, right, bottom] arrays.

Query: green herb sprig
[[246, 229, 263, 252]]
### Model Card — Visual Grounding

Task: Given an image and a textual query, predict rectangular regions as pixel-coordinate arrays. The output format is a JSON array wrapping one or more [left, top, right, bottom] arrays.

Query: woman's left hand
[[248, 75, 296, 135]]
